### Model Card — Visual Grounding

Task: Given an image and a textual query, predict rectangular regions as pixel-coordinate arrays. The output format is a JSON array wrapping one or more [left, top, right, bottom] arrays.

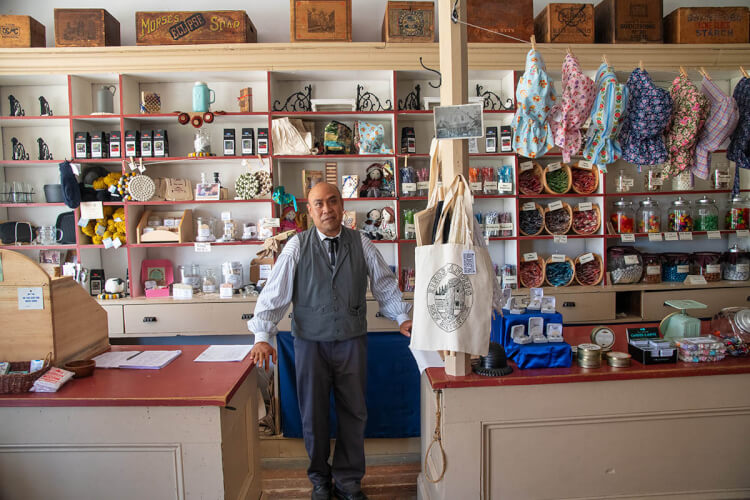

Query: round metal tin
[[606, 351, 632, 367], [590, 326, 616, 350]]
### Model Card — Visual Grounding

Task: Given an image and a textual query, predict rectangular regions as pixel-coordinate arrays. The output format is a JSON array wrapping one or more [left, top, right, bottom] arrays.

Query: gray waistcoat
[[291, 226, 368, 341]]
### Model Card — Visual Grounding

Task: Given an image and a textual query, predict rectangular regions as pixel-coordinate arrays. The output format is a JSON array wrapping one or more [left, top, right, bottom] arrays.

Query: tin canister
[[606, 351, 632, 368], [577, 343, 602, 368]]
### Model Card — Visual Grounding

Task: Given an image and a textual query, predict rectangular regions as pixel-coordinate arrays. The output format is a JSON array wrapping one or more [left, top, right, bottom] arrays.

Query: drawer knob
[[242, 313, 254, 320], [288, 313, 292, 318], [375, 311, 383, 318], [143, 316, 157, 323], [563, 302, 576, 308]]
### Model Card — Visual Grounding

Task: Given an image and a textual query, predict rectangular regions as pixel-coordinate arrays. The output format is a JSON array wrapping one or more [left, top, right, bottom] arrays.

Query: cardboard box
[[0, 15, 46, 48], [291, 0, 352, 42], [141, 259, 174, 299], [535, 3, 595, 43], [54, 8, 120, 47], [136, 10, 257, 45], [466, 0, 533, 43], [594, 0, 662, 43], [664, 7, 749, 44], [382, 1, 435, 42], [626, 327, 678, 365], [250, 257, 274, 283], [136, 209, 193, 243]]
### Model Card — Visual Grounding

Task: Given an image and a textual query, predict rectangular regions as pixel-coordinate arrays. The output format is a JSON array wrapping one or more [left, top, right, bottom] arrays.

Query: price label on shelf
[[621, 233, 635, 243], [503, 275, 517, 285], [470, 182, 483, 192], [402, 182, 417, 194], [404, 223, 415, 233], [577, 202, 592, 211], [679, 232, 693, 241], [80, 202, 104, 220], [676, 265, 690, 274], [553, 235, 567, 243], [262, 218, 280, 228], [664, 232, 678, 241], [499, 223, 514, 231], [548, 200, 563, 212], [579, 253, 594, 264], [547, 162, 562, 172], [648, 233, 663, 242], [485, 223, 501, 231], [112, 238, 122, 249], [523, 252, 538, 262], [624, 255, 639, 265], [522, 202, 537, 211], [577, 160, 593, 170], [498, 182, 513, 191], [194, 242, 212, 253], [707, 231, 722, 240], [738, 230, 750, 238], [685, 275, 708, 285], [550, 254, 566, 263], [484, 181, 498, 191], [103, 237, 113, 249], [520, 161, 533, 172], [416, 181, 430, 190]]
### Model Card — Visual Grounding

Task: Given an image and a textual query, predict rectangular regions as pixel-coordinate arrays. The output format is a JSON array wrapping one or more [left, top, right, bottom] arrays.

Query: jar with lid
[[644, 166, 663, 192], [610, 198, 635, 233], [712, 167, 730, 190], [202, 267, 218, 293], [615, 169, 634, 193], [607, 246, 643, 284], [666, 197, 693, 232], [636, 198, 661, 233], [662, 253, 691, 282], [641, 253, 662, 284], [195, 216, 216, 242], [693, 196, 719, 231], [722, 245, 750, 281], [672, 170, 694, 191], [179, 263, 201, 291], [222, 261, 243, 289], [726, 196, 749, 230], [692, 252, 721, 282]]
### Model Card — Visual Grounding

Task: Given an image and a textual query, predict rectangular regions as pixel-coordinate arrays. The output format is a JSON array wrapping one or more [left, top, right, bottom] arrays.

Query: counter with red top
[[0, 345, 261, 500], [419, 356, 750, 500]]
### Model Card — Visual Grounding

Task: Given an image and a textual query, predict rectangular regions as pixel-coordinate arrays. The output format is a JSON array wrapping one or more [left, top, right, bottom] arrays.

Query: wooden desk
[[0, 345, 261, 500], [419, 357, 750, 499]]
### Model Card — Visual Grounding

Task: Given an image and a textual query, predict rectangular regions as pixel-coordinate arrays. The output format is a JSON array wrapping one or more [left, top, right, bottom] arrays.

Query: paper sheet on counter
[[194, 345, 253, 362], [92, 351, 142, 369]]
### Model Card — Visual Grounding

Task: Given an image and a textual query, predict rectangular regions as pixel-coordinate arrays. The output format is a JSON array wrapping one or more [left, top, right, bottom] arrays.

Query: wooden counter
[[419, 357, 750, 499], [0, 345, 261, 500]]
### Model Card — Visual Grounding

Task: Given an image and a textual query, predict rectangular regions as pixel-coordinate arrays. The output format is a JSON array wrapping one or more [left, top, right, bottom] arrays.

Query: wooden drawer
[[557, 292, 616, 323], [123, 302, 254, 335], [101, 304, 124, 336], [367, 301, 400, 331], [641, 287, 750, 321]]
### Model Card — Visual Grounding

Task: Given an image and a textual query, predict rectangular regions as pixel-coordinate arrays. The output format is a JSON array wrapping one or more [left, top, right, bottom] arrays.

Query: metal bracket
[[272, 85, 312, 112], [398, 84, 421, 111], [476, 84, 514, 111], [420, 57, 442, 89], [355, 85, 393, 112]]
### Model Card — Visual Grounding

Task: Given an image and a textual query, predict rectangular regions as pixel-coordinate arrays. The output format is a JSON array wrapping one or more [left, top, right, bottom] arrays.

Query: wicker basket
[[544, 201, 573, 235], [571, 203, 602, 235], [518, 162, 544, 195], [574, 253, 604, 286], [519, 202, 545, 236], [519, 256, 546, 288], [570, 162, 600, 195], [542, 163, 572, 195], [0, 353, 51, 394], [545, 256, 576, 287]]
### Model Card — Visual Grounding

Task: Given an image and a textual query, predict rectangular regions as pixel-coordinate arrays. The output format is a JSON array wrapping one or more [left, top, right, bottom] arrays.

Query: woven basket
[[519, 256, 546, 288], [570, 162, 600, 195], [574, 253, 604, 286], [544, 201, 573, 235], [571, 203, 602, 235], [519, 202, 544, 236], [542, 163, 572, 195], [0, 353, 51, 394], [545, 256, 576, 287], [518, 162, 544, 195]]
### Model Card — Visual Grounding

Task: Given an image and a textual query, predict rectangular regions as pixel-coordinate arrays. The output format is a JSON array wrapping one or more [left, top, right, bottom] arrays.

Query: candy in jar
[[722, 245, 750, 281], [693, 196, 719, 231], [610, 198, 634, 233], [636, 198, 661, 233], [692, 251, 721, 282], [666, 196, 693, 232], [661, 252, 691, 282], [726, 195, 749, 230]]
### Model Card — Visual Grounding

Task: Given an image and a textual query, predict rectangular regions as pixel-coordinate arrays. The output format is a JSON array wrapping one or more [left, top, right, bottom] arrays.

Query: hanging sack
[[355, 120, 391, 154], [414, 139, 443, 246], [410, 173, 494, 356], [324, 121, 353, 154], [272, 117, 315, 155]]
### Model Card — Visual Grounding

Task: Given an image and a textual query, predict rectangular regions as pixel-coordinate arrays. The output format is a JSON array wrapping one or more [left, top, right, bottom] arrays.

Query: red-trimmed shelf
[[519, 193, 603, 199], [517, 234, 605, 240], [78, 244, 127, 249], [0, 202, 66, 208], [0, 160, 59, 165], [129, 240, 264, 248], [0, 244, 77, 250], [604, 190, 731, 197], [398, 196, 428, 201], [475, 194, 516, 199], [126, 199, 273, 205], [137, 155, 270, 162], [604, 230, 741, 239], [396, 154, 429, 158], [275, 154, 396, 160], [469, 152, 516, 157], [270, 111, 393, 117]]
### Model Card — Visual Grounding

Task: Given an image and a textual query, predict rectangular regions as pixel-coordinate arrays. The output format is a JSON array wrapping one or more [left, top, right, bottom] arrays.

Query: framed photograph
[[195, 182, 220, 200], [434, 103, 484, 140]]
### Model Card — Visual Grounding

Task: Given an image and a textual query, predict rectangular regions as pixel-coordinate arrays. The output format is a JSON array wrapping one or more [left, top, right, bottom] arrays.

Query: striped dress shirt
[[248, 228, 411, 344], [694, 77, 739, 180]]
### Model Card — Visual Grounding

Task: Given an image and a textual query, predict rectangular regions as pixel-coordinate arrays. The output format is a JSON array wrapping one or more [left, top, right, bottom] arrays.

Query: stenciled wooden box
[[382, 1, 435, 43], [664, 7, 749, 44], [54, 8, 120, 47], [466, 0, 533, 43], [135, 10, 257, 45], [535, 3, 595, 44], [0, 15, 46, 48], [594, 0, 663, 44], [290, 0, 352, 42]]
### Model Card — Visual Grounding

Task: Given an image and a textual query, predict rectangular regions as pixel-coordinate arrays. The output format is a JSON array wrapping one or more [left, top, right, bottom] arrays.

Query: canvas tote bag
[[414, 139, 443, 246], [410, 173, 494, 356]]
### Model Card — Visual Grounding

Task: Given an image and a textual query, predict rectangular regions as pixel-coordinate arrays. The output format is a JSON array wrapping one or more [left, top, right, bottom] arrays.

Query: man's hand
[[250, 341, 276, 371], [399, 320, 412, 338]]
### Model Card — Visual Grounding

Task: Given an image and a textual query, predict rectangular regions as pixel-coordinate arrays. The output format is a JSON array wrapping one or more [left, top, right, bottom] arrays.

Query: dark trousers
[[294, 335, 367, 493]]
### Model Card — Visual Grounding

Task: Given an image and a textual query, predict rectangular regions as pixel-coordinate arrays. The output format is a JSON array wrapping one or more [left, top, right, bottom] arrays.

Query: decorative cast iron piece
[[398, 84, 421, 111], [476, 85, 513, 111], [356, 85, 393, 112], [37, 137, 53, 160], [272, 85, 312, 112], [11, 137, 29, 160], [39, 96, 53, 116], [8, 95, 25, 116]]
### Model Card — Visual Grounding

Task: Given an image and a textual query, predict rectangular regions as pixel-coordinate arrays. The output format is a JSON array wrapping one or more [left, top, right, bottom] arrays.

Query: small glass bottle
[[195, 216, 216, 242], [202, 267, 218, 293], [615, 169, 634, 193], [667, 197, 693, 232], [610, 198, 635, 233], [693, 196, 719, 231], [644, 166, 663, 192], [726, 195, 749, 230], [712, 167, 730, 190], [636, 197, 661, 233]]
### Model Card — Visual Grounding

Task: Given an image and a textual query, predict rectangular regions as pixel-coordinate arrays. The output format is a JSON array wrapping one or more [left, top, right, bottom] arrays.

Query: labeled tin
[[606, 351, 632, 368]]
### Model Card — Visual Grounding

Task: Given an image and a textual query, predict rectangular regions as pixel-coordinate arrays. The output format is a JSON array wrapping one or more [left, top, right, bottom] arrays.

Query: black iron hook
[[419, 57, 442, 89], [451, 0, 459, 23]]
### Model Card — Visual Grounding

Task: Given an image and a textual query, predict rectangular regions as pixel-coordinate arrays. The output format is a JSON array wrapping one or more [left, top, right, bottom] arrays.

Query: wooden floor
[[261, 462, 420, 499]]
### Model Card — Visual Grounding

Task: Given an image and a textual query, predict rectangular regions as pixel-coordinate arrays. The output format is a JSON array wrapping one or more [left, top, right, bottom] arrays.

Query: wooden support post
[[438, 0, 471, 377]]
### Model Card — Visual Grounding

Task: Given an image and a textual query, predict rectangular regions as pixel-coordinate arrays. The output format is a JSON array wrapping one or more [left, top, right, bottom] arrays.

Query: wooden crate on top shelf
[[0, 15, 46, 48], [136, 209, 193, 244], [53, 9, 120, 47], [664, 7, 749, 44], [534, 3, 594, 44], [135, 11, 257, 45], [291, 0, 352, 42], [382, 1, 435, 43], [594, 0, 663, 44], [0, 249, 110, 365], [466, 0, 533, 43]]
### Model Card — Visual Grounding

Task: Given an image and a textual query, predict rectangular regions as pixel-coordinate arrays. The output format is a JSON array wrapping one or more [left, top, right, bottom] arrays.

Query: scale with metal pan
[[659, 299, 707, 341]]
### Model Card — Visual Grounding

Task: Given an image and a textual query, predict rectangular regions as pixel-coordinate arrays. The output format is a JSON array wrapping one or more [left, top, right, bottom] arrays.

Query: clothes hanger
[[530, 35, 536, 51], [602, 54, 610, 69], [699, 67, 711, 80], [679, 66, 688, 78], [639, 60, 644, 71], [741, 66, 749, 78]]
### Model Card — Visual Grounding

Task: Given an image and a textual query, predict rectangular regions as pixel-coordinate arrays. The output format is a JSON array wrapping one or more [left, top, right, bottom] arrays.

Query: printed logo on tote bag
[[426, 263, 474, 332]]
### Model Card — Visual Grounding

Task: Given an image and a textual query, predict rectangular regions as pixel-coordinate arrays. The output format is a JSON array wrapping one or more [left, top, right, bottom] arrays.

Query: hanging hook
[[451, 0, 459, 23], [420, 57, 442, 89]]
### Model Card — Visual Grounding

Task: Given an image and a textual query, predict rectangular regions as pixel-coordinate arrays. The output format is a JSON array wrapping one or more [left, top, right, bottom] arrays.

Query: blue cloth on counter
[[276, 331, 421, 439], [497, 309, 572, 369]]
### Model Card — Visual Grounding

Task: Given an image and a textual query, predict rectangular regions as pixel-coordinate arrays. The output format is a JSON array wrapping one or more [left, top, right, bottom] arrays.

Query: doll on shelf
[[378, 206, 397, 240], [362, 208, 382, 240], [380, 161, 395, 197], [280, 206, 304, 233], [359, 163, 383, 198]]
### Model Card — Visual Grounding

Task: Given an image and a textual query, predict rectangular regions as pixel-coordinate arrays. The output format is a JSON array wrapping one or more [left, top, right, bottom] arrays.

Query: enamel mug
[[96, 85, 116, 114], [193, 81, 215, 113]]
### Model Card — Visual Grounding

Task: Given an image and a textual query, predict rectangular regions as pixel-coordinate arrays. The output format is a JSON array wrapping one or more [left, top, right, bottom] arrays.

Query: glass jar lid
[[671, 196, 690, 207], [613, 198, 632, 208], [695, 196, 715, 205], [639, 197, 659, 207], [730, 195, 746, 204]]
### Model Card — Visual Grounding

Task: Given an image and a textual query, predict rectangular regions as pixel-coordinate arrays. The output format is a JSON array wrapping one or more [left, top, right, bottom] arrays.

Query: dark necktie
[[324, 237, 338, 267]]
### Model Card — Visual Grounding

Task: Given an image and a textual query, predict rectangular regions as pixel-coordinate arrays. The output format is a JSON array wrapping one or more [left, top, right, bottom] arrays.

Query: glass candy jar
[[195, 216, 216, 242], [607, 246, 643, 284], [722, 245, 750, 281], [642, 253, 662, 284], [615, 169, 634, 193], [610, 198, 635, 234], [202, 267, 218, 293], [726, 196, 749, 230], [644, 166, 663, 192], [672, 170, 694, 191], [636, 198, 661, 233], [693, 196, 719, 231], [662, 252, 691, 282], [667, 197, 693, 232], [712, 167, 730, 190], [692, 252, 722, 282]]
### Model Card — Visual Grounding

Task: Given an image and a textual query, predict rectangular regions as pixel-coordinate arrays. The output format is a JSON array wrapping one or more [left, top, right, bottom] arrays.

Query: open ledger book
[[93, 350, 182, 369]]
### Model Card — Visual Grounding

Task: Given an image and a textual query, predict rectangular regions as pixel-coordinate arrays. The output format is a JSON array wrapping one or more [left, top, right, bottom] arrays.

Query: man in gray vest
[[249, 182, 412, 500]]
